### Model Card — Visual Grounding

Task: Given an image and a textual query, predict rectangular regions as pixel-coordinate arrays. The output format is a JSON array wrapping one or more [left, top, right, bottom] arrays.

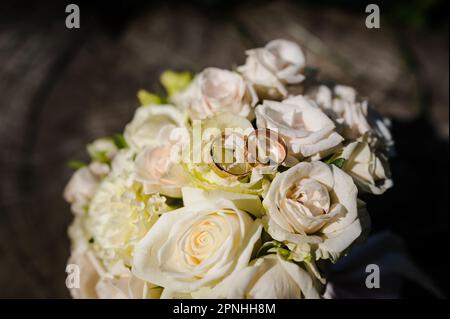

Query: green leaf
[[90, 150, 109, 163], [164, 197, 184, 209], [330, 157, 346, 168], [304, 254, 312, 263], [323, 149, 346, 168], [256, 240, 283, 258], [160, 70, 192, 97], [112, 133, 128, 149], [277, 248, 292, 260], [323, 149, 343, 164], [137, 90, 162, 106], [67, 160, 86, 170]]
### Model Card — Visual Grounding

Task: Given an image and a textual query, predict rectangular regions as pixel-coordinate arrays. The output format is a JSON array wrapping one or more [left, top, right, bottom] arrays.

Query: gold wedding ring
[[246, 129, 287, 166], [208, 129, 287, 179], [208, 132, 253, 179]]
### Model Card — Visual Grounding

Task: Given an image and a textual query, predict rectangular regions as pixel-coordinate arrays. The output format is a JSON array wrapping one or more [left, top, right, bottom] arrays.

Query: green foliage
[[137, 90, 162, 106], [67, 160, 86, 170], [89, 150, 109, 164], [323, 150, 346, 168], [112, 133, 128, 149], [160, 70, 192, 97], [330, 157, 346, 168]]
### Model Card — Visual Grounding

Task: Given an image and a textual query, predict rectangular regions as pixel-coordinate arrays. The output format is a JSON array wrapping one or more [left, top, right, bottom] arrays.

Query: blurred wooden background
[[0, 0, 448, 298]]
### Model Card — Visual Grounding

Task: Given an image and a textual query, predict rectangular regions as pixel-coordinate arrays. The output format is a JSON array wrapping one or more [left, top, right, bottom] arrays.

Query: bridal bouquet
[[64, 39, 393, 299]]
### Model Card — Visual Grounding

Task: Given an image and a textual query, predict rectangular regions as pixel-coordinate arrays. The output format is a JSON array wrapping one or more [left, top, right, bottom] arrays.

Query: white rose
[[67, 215, 99, 298], [341, 138, 393, 195], [64, 165, 103, 215], [182, 187, 263, 218], [67, 250, 101, 299], [238, 39, 305, 99], [263, 161, 367, 261], [68, 216, 90, 254], [313, 85, 394, 154], [255, 95, 343, 160], [67, 216, 101, 298], [95, 272, 161, 299], [67, 250, 159, 299], [88, 162, 110, 177], [134, 137, 190, 198], [173, 67, 256, 120], [132, 199, 263, 292], [87, 138, 118, 162], [133, 125, 190, 198], [124, 105, 186, 152], [195, 254, 320, 299]]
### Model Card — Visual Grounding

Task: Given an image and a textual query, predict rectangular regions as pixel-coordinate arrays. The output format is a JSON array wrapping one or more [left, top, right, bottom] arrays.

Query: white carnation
[[86, 175, 169, 271]]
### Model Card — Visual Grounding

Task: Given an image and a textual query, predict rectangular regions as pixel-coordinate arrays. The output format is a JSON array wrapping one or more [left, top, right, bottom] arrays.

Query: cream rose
[[312, 85, 394, 153], [134, 125, 190, 198], [238, 39, 305, 99], [124, 105, 186, 152], [132, 199, 263, 292], [255, 95, 343, 160], [134, 145, 189, 198], [67, 250, 159, 299], [173, 67, 256, 120], [195, 254, 320, 299], [87, 138, 118, 163], [341, 138, 393, 195], [67, 215, 99, 298], [263, 161, 367, 261], [95, 271, 162, 299], [67, 250, 101, 299], [64, 164, 106, 215]]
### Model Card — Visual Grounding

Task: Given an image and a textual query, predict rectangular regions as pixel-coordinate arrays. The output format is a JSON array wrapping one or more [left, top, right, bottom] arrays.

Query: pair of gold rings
[[208, 128, 287, 179]]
